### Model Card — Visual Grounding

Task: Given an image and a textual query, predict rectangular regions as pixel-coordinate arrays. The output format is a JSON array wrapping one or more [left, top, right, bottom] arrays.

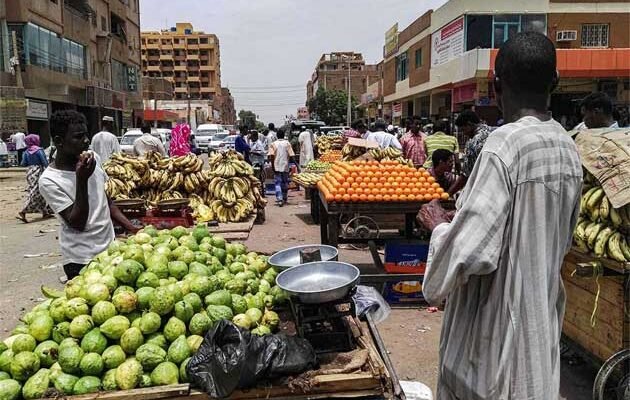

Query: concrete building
[[379, 0, 630, 127], [214, 87, 236, 125], [141, 22, 220, 101], [306, 52, 380, 101], [0, 0, 143, 144]]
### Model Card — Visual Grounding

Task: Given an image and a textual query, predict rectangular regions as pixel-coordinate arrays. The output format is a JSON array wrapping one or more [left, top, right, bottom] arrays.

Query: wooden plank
[[563, 279, 624, 332], [221, 232, 251, 241], [565, 248, 629, 275], [186, 389, 384, 400], [563, 299, 623, 348], [209, 216, 256, 234], [563, 319, 619, 362], [44, 384, 191, 400], [561, 262, 624, 306]]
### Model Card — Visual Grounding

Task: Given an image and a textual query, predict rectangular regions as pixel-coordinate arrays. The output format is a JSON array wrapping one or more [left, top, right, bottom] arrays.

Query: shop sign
[[431, 16, 465, 67], [0, 87, 27, 132], [384, 23, 399, 57], [127, 66, 138, 92], [26, 99, 49, 120], [392, 102, 402, 117]]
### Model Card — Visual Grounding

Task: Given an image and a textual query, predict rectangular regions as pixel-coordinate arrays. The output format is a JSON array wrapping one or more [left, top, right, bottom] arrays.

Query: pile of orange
[[318, 150, 343, 162], [317, 160, 449, 203]]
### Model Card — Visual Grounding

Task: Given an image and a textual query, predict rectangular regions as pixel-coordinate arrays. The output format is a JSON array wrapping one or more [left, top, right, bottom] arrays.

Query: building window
[[395, 51, 408, 81], [415, 48, 423, 68], [493, 15, 520, 48], [24, 23, 86, 78], [466, 14, 546, 50], [110, 12, 127, 42], [111, 60, 128, 91], [581, 24, 609, 48], [466, 15, 493, 50], [101, 16, 107, 32]]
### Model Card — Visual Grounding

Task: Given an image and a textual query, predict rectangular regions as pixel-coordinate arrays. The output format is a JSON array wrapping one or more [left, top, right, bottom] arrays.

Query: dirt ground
[[0, 168, 597, 398]]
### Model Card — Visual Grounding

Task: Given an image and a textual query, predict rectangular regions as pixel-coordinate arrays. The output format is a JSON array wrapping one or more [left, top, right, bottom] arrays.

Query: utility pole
[[152, 80, 158, 128], [187, 93, 191, 126], [11, 31, 23, 88], [346, 59, 351, 127]]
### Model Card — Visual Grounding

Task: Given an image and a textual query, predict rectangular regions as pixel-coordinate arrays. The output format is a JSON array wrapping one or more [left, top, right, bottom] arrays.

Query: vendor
[[427, 149, 458, 196], [417, 32, 582, 399], [573, 92, 618, 131], [39, 110, 139, 282]]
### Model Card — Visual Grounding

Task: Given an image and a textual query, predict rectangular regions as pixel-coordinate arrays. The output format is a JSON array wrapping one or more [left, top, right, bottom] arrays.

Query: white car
[[194, 124, 227, 153], [120, 130, 142, 155], [218, 135, 237, 152]]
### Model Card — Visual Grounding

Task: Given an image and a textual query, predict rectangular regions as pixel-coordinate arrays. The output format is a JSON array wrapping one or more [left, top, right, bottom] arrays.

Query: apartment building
[[306, 52, 380, 102], [0, 0, 143, 144], [380, 0, 629, 127], [141, 23, 220, 102]]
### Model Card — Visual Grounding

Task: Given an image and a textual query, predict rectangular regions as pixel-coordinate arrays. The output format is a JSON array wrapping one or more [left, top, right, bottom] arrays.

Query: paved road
[[0, 168, 596, 399]]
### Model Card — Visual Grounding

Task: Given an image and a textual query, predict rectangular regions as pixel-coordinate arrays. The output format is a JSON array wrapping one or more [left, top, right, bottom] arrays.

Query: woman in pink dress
[[169, 122, 192, 156]]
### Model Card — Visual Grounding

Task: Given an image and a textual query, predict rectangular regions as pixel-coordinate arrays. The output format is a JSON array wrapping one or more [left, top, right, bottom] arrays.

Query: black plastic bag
[[187, 320, 317, 398]]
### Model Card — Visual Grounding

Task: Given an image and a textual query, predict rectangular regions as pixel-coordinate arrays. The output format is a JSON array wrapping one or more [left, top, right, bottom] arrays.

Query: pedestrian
[[364, 119, 402, 150], [268, 130, 295, 207], [235, 126, 251, 163], [426, 149, 458, 196], [418, 32, 582, 399], [10, 130, 26, 163], [39, 110, 138, 281], [249, 131, 266, 167], [298, 126, 316, 168], [133, 123, 166, 157], [90, 116, 120, 164], [447, 109, 493, 193], [169, 120, 192, 156], [16, 134, 53, 223], [423, 119, 459, 168], [574, 92, 618, 130], [266, 123, 278, 144], [0, 139, 7, 156], [399, 117, 427, 166]]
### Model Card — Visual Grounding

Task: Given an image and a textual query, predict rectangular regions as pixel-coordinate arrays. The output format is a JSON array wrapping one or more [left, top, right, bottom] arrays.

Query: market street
[[0, 168, 597, 399]]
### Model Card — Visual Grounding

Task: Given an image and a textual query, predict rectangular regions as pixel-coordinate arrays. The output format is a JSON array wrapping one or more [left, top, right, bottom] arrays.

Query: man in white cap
[[91, 116, 120, 164]]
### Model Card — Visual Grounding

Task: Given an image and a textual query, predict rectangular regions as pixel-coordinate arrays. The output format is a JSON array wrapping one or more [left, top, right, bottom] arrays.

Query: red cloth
[[400, 132, 427, 166]]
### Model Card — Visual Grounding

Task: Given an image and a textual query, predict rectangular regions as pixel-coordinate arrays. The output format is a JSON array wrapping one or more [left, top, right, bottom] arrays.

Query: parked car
[[218, 135, 237, 151], [120, 130, 142, 155], [194, 124, 226, 152]]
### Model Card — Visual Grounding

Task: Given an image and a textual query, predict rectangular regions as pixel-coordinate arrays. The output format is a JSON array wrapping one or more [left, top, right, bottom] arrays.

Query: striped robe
[[424, 116, 583, 399]]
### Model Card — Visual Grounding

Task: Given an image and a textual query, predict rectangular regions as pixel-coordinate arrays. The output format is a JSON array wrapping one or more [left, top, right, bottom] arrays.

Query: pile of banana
[[574, 184, 630, 262], [103, 151, 266, 223], [341, 143, 367, 160], [316, 135, 344, 153], [292, 172, 323, 187], [205, 151, 266, 223], [368, 147, 414, 167]]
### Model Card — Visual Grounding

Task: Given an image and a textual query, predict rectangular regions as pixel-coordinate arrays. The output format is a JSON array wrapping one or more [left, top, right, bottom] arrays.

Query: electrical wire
[[228, 84, 304, 89]]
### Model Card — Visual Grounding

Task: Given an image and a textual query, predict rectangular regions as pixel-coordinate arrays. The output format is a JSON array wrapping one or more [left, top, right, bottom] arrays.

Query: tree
[[306, 87, 358, 125], [238, 110, 257, 130]]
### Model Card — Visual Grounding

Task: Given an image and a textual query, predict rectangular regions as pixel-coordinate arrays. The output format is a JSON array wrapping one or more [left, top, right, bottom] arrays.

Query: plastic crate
[[384, 241, 429, 274], [382, 278, 425, 304]]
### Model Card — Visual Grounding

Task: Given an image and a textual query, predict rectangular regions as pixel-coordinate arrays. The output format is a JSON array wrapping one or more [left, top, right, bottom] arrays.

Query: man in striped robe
[[418, 32, 583, 399]]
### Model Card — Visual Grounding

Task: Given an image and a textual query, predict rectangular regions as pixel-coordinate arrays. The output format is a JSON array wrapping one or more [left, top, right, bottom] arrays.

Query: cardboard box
[[384, 241, 429, 274], [383, 278, 425, 304], [347, 137, 379, 149]]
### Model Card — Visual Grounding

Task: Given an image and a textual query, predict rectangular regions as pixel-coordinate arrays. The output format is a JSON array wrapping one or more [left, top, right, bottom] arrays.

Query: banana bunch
[[209, 151, 253, 178], [368, 147, 403, 160], [208, 198, 255, 223], [341, 144, 366, 160], [183, 171, 209, 194], [105, 178, 136, 199], [573, 184, 630, 262], [172, 154, 204, 174], [316, 135, 343, 152], [208, 176, 252, 204], [292, 172, 323, 186]]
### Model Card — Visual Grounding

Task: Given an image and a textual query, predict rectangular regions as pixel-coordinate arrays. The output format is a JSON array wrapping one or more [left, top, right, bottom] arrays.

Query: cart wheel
[[342, 215, 380, 250], [593, 349, 630, 400]]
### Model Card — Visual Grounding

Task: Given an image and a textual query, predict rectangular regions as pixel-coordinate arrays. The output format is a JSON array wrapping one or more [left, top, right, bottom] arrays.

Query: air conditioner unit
[[556, 30, 577, 42]]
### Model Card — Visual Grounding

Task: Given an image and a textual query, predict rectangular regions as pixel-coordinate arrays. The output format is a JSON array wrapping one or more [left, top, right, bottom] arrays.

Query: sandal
[[16, 213, 28, 223]]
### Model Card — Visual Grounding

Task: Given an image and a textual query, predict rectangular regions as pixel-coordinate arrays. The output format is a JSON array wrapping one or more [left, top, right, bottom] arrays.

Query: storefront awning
[[143, 109, 180, 122]]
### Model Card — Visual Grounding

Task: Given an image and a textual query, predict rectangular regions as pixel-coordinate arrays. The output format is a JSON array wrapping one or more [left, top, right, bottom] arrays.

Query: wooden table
[[318, 191, 424, 247]]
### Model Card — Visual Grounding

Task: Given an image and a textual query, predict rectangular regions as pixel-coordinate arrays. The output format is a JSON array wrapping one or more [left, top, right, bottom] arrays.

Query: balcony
[[173, 41, 185, 49], [146, 42, 160, 49], [187, 54, 199, 61], [199, 41, 214, 49], [161, 43, 173, 50], [161, 65, 174, 72], [147, 65, 161, 72], [200, 64, 214, 71], [200, 86, 214, 93], [174, 55, 186, 62], [187, 65, 199, 72], [174, 86, 188, 93], [174, 65, 187, 71], [187, 43, 199, 50], [187, 76, 200, 82], [160, 54, 173, 61]]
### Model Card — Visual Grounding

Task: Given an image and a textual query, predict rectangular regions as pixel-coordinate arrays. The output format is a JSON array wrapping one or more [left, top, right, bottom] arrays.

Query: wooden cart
[[561, 248, 629, 398], [318, 191, 423, 247], [44, 316, 403, 400]]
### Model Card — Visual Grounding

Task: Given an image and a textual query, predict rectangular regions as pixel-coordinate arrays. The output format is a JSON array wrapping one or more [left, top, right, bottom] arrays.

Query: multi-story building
[[141, 22, 221, 102], [306, 52, 380, 102], [0, 0, 143, 144], [379, 0, 629, 127]]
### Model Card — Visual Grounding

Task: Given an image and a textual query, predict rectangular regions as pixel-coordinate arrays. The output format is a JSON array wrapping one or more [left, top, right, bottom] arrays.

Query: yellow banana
[[587, 223, 604, 249], [609, 206, 622, 228], [620, 236, 630, 261], [599, 196, 610, 220], [586, 188, 604, 211], [593, 227, 613, 256], [606, 232, 626, 262]]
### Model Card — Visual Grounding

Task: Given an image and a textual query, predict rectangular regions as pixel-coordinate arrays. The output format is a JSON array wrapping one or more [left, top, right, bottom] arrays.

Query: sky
[[139, 0, 448, 125]]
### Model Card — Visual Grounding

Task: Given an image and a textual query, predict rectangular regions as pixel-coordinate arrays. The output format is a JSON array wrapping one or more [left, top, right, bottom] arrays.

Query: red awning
[[143, 109, 180, 122]]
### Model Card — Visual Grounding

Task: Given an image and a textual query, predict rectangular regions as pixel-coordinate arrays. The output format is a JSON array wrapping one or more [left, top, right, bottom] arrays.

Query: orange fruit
[[346, 177, 355, 184], [334, 194, 343, 202], [423, 193, 433, 201], [367, 194, 375, 202], [359, 194, 367, 201], [399, 194, 408, 201], [436, 187, 444, 194], [342, 194, 351, 202], [395, 188, 403, 195], [371, 177, 379, 183], [380, 188, 388, 195], [427, 176, 436, 183], [355, 187, 364, 195], [403, 188, 412, 195], [351, 194, 359, 202], [337, 187, 346, 195], [347, 188, 355, 195], [407, 194, 417, 201], [427, 187, 435, 194], [432, 182, 440, 188], [342, 181, 350, 189], [391, 194, 399, 202], [355, 176, 363, 183], [441, 192, 450, 200], [383, 194, 391, 202], [375, 194, 383, 202]]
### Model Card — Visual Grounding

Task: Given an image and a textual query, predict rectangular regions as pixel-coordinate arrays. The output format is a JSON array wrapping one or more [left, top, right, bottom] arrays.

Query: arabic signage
[[0, 87, 27, 133], [26, 99, 49, 120], [384, 23, 399, 57], [431, 16, 465, 67]]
